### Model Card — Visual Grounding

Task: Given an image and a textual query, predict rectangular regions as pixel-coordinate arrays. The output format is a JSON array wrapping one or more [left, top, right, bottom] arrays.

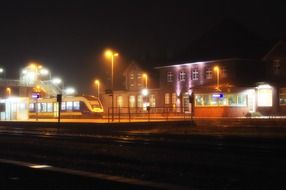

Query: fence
[[106, 106, 193, 122]]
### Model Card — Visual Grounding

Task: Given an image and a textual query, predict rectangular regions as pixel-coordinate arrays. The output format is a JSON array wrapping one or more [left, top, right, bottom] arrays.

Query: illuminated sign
[[32, 92, 40, 99], [212, 93, 224, 98]]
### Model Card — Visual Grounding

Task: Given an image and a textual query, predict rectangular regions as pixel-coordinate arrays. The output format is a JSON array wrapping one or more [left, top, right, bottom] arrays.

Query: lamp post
[[6, 87, 11, 96], [142, 73, 148, 88], [214, 66, 220, 90], [0, 68, 5, 79], [94, 79, 100, 98], [105, 50, 119, 122]]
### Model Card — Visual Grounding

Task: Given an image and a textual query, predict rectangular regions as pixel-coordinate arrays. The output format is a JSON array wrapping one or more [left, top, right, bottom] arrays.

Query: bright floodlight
[[52, 78, 62, 85], [141, 88, 149, 96], [65, 87, 76, 95], [40, 68, 49, 75], [0, 68, 4, 73]]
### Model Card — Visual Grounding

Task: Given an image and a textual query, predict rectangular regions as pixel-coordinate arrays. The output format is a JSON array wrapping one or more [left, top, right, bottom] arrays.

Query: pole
[[36, 98, 38, 121], [217, 68, 220, 90], [58, 102, 61, 125], [111, 55, 114, 122]]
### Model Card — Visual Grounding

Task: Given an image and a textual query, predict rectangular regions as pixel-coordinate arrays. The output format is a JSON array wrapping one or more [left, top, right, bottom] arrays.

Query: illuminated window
[[29, 103, 34, 112], [167, 72, 173, 82], [47, 103, 53, 112], [205, 67, 212, 79], [149, 94, 156, 107], [41, 103, 47, 112], [117, 96, 123, 107], [280, 88, 286, 105], [129, 96, 135, 108], [130, 73, 134, 80], [257, 88, 272, 107], [179, 71, 186, 81], [195, 93, 247, 107], [191, 68, 199, 80], [165, 93, 170, 104], [137, 73, 142, 79], [73, 101, 80, 110], [67, 102, 73, 111], [172, 93, 176, 105], [61, 102, 66, 111], [137, 95, 143, 107]]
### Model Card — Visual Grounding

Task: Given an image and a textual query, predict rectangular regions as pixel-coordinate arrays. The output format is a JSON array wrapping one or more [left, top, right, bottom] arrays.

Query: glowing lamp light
[[52, 78, 62, 85], [40, 68, 49, 75], [0, 68, 4, 73], [141, 88, 149, 96], [65, 87, 76, 95]]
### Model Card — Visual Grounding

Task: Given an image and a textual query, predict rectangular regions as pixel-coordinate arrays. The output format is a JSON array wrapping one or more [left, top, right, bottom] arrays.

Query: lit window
[[280, 88, 286, 105], [179, 71, 186, 81], [167, 72, 173, 82], [195, 93, 247, 107], [137, 95, 143, 107], [172, 93, 176, 105], [150, 94, 156, 107], [130, 73, 134, 80], [29, 103, 34, 112], [73, 101, 80, 110], [66, 102, 73, 111], [61, 102, 66, 111], [41, 103, 47, 112], [117, 96, 123, 107], [192, 68, 199, 80], [137, 73, 142, 79], [258, 88, 272, 107], [129, 96, 135, 108], [205, 67, 212, 79], [165, 93, 170, 104], [47, 103, 53, 112]]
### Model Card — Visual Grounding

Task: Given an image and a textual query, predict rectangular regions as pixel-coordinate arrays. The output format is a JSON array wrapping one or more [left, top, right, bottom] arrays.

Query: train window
[[47, 103, 53, 112], [37, 103, 41, 112], [61, 102, 66, 111], [67, 101, 73, 111], [91, 101, 100, 109], [29, 103, 34, 112], [41, 103, 47, 112], [73, 101, 80, 110]]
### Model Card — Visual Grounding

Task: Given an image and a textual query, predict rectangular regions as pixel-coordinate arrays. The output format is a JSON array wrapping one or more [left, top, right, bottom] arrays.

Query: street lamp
[[94, 79, 100, 98], [105, 49, 119, 122], [142, 73, 148, 88], [214, 66, 220, 90], [0, 68, 5, 79], [6, 87, 11, 96]]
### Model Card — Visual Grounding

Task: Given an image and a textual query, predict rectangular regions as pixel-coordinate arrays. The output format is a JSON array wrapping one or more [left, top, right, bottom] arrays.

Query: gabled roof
[[169, 19, 270, 64], [263, 40, 286, 60], [154, 58, 251, 69]]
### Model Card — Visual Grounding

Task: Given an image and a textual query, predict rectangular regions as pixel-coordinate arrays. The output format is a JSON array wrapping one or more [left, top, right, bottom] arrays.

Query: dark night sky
[[0, 0, 285, 94]]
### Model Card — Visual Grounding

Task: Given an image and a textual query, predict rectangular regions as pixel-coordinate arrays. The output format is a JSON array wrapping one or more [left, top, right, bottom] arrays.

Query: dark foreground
[[0, 121, 285, 189]]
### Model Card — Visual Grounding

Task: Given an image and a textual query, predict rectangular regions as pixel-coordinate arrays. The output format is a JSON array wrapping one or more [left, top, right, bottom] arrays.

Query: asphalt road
[[0, 124, 285, 190]]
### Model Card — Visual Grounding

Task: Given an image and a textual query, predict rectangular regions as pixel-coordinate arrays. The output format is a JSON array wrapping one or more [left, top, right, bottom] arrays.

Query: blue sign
[[212, 93, 224, 98], [32, 92, 40, 99]]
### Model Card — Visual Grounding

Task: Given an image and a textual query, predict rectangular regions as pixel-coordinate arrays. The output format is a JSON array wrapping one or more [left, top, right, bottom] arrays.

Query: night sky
[[0, 1, 285, 94]]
